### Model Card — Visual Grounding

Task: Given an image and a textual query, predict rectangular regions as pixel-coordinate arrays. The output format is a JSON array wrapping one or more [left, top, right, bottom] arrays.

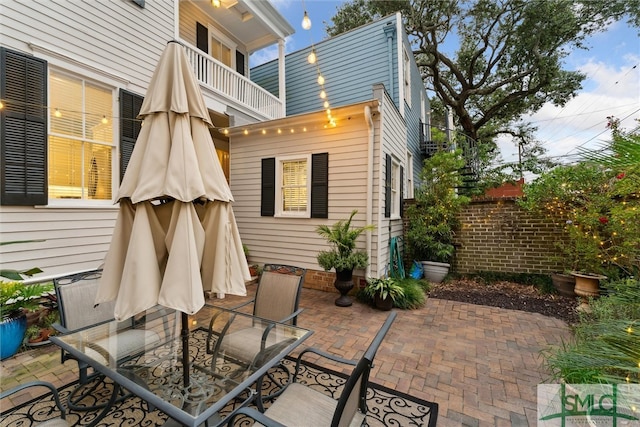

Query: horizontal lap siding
[[0, 1, 172, 278], [0, 1, 172, 93], [252, 17, 397, 116], [230, 112, 374, 272], [0, 207, 118, 279], [376, 91, 406, 278]]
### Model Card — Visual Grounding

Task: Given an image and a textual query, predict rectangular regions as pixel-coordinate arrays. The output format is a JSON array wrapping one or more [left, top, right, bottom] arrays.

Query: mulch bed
[[429, 277, 580, 325]]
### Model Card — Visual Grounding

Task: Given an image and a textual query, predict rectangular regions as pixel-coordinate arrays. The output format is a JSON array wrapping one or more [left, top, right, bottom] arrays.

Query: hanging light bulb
[[320, 90, 326, 99], [301, 11, 312, 30], [101, 115, 108, 124], [54, 108, 62, 118], [317, 75, 325, 85], [307, 50, 316, 64], [0, 100, 4, 109], [323, 101, 329, 109], [243, 129, 249, 135], [212, 0, 221, 7]]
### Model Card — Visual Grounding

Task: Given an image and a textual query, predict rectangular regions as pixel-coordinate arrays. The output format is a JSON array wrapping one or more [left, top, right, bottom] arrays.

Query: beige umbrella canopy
[[96, 41, 249, 322]]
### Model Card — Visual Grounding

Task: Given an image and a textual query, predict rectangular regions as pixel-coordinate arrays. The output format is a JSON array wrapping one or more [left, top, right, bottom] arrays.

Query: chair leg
[[255, 362, 292, 413]]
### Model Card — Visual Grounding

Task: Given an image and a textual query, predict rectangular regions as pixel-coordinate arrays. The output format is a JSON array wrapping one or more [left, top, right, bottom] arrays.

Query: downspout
[[365, 105, 375, 278]]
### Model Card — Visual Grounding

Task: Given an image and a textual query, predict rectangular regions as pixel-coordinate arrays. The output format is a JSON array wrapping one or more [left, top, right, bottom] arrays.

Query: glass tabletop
[[51, 304, 312, 426]]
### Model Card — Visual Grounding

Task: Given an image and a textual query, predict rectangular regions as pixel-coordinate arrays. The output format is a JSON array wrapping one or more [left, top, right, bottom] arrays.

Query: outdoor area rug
[[1, 358, 438, 426]]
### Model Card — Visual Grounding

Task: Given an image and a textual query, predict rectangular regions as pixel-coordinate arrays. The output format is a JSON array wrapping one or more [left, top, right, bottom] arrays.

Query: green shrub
[[357, 277, 429, 309], [544, 278, 640, 384]]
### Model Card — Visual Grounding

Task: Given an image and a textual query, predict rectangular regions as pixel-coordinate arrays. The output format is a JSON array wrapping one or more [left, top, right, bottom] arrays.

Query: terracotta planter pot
[[571, 272, 606, 298], [551, 273, 577, 297]]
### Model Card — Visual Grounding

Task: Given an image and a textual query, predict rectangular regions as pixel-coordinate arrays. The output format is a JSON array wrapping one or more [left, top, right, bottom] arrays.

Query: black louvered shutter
[[311, 152, 328, 218], [261, 157, 275, 216], [119, 89, 143, 182], [196, 22, 208, 53], [236, 51, 245, 76], [399, 166, 404, 217], [1, 48, 48, 206], [384, 154, 391, 218]]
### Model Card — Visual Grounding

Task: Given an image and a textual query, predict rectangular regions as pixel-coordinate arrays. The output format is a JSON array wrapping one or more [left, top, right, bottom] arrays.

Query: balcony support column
[[278, 38, 286, 116]]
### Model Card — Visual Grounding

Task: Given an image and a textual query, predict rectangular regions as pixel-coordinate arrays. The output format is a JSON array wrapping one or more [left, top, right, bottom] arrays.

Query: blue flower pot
[[1, 314, 27, 360]]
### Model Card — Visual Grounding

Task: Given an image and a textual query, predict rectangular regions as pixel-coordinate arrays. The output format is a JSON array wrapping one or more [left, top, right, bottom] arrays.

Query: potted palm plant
[[317, 210, 374, 307], [405, 150, 470, 283], [1, 281, 53, 359]]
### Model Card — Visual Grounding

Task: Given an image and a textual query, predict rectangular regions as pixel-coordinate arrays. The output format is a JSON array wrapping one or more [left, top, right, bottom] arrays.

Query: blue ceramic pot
[[1, 314, 27, 359]]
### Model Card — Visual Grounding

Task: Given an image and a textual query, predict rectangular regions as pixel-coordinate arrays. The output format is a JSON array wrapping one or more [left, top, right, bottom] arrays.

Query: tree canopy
[[326, 0, 639, 150]]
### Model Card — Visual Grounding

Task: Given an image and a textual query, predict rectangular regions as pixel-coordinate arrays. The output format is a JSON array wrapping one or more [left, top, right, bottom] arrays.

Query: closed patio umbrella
[[95, 40, 250, 385]]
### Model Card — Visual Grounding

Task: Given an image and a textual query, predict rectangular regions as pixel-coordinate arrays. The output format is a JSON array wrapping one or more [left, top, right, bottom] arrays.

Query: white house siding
[[0, 207, 117, 281], [229, 103, 381, 277], [0, 0, 173, 95], [374, 87, 408, 278], [0, 0, 173, 279]]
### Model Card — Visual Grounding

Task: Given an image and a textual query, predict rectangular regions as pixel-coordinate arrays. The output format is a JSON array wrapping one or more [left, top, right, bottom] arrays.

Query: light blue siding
[[252, 15, 429, 189], [252, 16, 400, 115]]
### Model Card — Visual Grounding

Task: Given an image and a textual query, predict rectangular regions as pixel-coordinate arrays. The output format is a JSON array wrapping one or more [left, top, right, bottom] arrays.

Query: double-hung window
[[385, 154, 403, 218], [261, 153, 328, 219], [276, 155, 311, 217], [48, 70, 114, 202]]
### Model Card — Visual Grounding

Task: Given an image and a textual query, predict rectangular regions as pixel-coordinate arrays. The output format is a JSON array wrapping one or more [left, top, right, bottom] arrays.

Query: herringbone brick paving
[[1, 285, 572, 426]]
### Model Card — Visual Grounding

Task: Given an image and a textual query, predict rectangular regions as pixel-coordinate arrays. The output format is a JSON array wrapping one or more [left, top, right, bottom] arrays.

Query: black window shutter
[[261, 157, 275, 216], [236, 51, 245, 76], [311, 152, 328, 218], [384, 154, 391, 218], [1, 48, 48, 206], [196, 22, 208, 53], [119, 89, 143, 182], [399, 166, 404, 217]]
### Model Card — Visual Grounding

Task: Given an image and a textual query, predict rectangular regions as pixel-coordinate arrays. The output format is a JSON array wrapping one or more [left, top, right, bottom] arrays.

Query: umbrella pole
[[181, 311, 190, 387]]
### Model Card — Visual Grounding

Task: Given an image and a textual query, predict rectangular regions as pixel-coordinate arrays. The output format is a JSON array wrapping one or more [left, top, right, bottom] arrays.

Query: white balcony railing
[[182, 43, 284, 120]]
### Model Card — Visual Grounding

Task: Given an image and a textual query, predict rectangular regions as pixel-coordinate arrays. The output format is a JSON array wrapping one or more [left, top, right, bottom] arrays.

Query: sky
[[251, 0, 640, 173]]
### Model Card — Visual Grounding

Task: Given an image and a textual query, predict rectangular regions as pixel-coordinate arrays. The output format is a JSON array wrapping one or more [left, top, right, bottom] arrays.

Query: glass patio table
[[50, 303, 313, 427]]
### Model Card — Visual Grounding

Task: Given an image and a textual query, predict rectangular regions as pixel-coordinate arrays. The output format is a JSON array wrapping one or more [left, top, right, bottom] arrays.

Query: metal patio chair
[[53, 269, 167, 411], [206, 264, 306, 410], [0, 381, 68, 426], [227, 311, 398, 426]]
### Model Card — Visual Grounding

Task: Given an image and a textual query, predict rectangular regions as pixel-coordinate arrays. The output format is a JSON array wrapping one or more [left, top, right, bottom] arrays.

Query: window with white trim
[[390, 158, 400, 217], [209, 26, 236, 69], [48, 70, 114, 202], [275, 154, 311, 217], [403, 47, 411, 105], [406, 152, 414, 199]]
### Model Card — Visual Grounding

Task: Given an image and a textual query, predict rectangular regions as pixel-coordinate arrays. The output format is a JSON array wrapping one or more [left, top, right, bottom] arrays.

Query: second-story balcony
[[182, 42, 284, 120], [178, 0, 294, 122]]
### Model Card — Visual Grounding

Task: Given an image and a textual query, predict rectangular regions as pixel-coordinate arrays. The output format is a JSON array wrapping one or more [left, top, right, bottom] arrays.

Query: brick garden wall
[[300, 197, 565, 293], [404, 197, 567, 276]]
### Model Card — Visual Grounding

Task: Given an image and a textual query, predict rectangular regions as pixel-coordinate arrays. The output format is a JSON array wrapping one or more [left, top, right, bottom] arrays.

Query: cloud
[[497, 55, 639, 168]]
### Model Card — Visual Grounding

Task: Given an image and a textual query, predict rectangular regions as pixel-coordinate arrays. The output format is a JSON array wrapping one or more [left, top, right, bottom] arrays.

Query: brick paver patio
[[1, 285, 572, 426]]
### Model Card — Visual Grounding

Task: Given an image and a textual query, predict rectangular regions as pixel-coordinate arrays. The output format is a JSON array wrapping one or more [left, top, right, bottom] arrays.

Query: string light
[[317, 75, 324, 85], [212, 0, 220, 7], [319, 90, 326, 99], [0, 100, 4, 109], [54, 108, 62, 118], [301, 11, 311, 30], [307, 51, 316, 64], [101, 115, 108, 124]]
